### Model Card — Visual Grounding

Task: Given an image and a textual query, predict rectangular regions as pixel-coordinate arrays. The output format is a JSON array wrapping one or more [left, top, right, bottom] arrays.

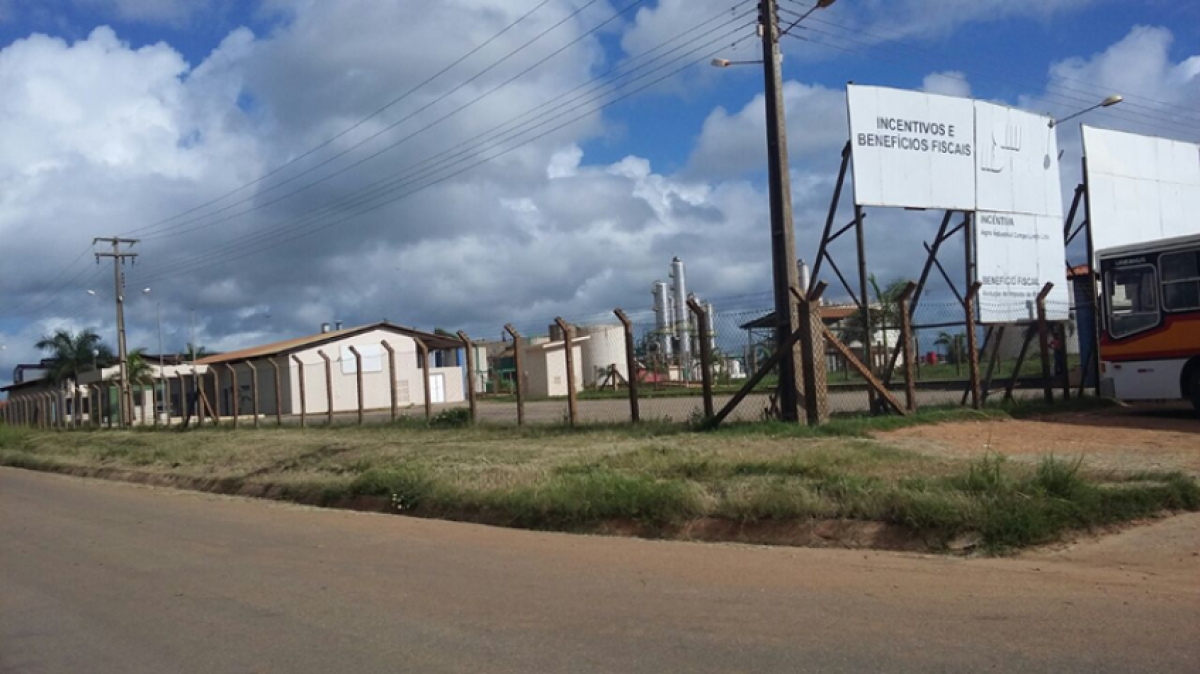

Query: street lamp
[[711, 58, 762, 68], [1048, 95, 1123, 128]]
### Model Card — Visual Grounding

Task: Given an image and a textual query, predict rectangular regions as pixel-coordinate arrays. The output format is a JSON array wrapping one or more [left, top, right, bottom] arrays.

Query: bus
[[1098, 233, 1200, 413]]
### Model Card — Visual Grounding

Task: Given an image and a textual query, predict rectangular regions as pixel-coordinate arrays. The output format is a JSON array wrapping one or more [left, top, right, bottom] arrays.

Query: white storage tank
[[577, 324, 628, 388]]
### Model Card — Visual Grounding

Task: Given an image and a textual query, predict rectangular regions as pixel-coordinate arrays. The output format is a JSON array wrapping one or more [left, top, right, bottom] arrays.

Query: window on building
[[1161, 249, 1200, 312], [1106, 265, 1160, 338]]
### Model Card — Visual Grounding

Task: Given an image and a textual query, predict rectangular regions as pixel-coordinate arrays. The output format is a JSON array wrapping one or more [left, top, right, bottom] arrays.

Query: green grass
[[0, 400, 1191, 553]]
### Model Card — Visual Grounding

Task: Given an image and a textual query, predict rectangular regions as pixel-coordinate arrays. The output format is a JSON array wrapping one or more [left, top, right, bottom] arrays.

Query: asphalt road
[[3, 468, 1196, 673]]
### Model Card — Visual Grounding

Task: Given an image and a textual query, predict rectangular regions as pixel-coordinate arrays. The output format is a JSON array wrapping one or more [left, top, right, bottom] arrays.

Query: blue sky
[[0, 0, 1197, 384]]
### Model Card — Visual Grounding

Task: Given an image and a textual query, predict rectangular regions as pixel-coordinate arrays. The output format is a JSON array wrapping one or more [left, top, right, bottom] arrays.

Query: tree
[[111, 348, 156, 385], [838, 275, 909, 353], [35, 328, 114, 384], [935, 331, 968, 376], [183, 343, 210, 361]]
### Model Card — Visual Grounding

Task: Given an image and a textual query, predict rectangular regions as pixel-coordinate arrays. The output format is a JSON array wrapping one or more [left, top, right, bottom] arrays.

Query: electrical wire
[[118, 0, 564, 238], [124, 15, 757, 282]]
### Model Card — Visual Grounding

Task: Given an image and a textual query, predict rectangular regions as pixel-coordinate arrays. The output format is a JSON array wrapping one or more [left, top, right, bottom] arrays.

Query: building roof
[[196, 322, 461, 366], [739, 305, 859, 331]]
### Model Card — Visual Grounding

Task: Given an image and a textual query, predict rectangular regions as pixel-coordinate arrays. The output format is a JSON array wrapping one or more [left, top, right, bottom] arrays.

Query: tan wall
[[522, 343, 584, 398]]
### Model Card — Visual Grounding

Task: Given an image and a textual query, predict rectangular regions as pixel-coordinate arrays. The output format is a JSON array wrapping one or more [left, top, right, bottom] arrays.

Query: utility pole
[[760, 0, 803, 422], [94, 237, 139, 427], [157, 302, 165, 424]]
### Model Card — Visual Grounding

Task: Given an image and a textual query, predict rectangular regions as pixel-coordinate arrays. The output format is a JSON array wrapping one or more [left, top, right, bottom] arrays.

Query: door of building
[[429, 373, 446, 404]]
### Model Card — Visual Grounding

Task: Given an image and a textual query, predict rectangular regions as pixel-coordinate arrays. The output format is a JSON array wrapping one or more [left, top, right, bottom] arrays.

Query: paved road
[[3, 468, 1196, 673]]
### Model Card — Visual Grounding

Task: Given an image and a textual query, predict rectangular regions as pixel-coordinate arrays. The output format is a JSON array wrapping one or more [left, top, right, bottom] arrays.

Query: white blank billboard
[[1082, 126, 1200, 253], [846, 85, 976, 211]]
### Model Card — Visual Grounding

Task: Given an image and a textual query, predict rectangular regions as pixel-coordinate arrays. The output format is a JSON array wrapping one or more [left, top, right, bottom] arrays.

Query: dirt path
[[3, 467, 1197, 674], [881, 405, 1200, 476]]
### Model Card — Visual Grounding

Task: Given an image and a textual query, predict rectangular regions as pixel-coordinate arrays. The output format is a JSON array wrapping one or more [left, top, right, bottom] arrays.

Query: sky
[[1, 0, 1198, 388]]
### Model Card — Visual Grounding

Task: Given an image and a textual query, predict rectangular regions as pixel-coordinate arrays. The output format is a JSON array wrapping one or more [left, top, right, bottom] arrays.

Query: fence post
[[964, 281, 983, 410], [225, 363, 239, 429], [318, 350, 334, 426], [611, 312, 639, 424], [1005, 328, 1036, 402], [210, 369, 222, 425], [291, 355, 307, 428], [503, 325, 526, 426], [381, 341, 398, 422], [980, 326, 1006, 403], [554, 318, 578, 427], [246, 360, 260, 428], [269, 358, 283, 426], [1058, 323, 1072, 401], [897, 282, 919, 413], [1036, 283, 1055, 404], [687, 300, 715, 420], [414, 338, 432, 422], [456, 332, 477, 425], [348, 346, 365, 426]]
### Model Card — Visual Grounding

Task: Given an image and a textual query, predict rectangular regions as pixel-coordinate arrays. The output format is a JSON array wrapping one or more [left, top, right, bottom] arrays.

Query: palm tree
[[35, 329, 114, 384], [113, 349, 156, 385], [839, 275, 909, 353], [183, 343, 210, 361], [935, 331, 968, 376]]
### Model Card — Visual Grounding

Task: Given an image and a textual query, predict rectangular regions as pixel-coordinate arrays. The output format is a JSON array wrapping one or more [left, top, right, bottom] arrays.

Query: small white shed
[[521, 337, 587, 399]]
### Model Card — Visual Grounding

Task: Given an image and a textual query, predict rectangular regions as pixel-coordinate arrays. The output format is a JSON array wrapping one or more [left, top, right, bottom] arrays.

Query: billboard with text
[[1082, 126, 1200, 253]]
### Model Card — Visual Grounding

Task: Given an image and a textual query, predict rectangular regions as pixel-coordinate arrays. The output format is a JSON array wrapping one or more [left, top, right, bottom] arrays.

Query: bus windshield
[[1107, 266, 1159, 337]]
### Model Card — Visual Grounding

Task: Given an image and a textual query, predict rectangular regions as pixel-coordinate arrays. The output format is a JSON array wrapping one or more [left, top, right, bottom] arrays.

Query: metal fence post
[[503, 325, 526, 426], [687, 300, 715, 420], [964, 281, 984, 410], [348, 346, 365, 426], [318, 350, 334, 426], [554, 318, 578, 427], [269, 358, 283, 426], [457, 332, 477, 424], [611, 311, 639, 424], [291, 355, 307, 428], [897, 282, 919, 413], [1036, 282, 1055, 404], [246, 360, 260, 428]]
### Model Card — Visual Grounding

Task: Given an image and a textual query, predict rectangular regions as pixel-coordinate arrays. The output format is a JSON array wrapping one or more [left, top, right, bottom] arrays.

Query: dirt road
[[2, 467, 1196, 673]]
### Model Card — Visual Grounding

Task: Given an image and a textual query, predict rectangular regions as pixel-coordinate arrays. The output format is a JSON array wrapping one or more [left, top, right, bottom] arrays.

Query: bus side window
[[1107, 266, 1160, 337], [1161, 250, 1200, 311]]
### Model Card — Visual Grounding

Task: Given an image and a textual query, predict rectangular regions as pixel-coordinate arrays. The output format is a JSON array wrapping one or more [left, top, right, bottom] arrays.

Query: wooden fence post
[[1036, 283, 1055, 404], [291, 356, 307, 428], [457, 332, 477, 425], [503, 325, 526, 426], [246, 360, 260, 428], [414, 338, 432, 422], [796, 282, 830, 425], [1058, 323, 1072, 402], [687, 299, 715, 420], [269, 358, 283, 426], [348, 346, 365, 426], [381, 341, 398, 422], [318, 350, 334, 426], [554, 318, 578, 427], [225, 363, 239, 429], [611, 312, 639, 424], [210, 369, 222, 425], [897, 282, 919, 413], [964, 281, 984, 410]]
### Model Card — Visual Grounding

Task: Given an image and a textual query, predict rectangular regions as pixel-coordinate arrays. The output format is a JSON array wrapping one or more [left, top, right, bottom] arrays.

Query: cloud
[[922, 71, 971, 98], [687, 81, 847, 179]]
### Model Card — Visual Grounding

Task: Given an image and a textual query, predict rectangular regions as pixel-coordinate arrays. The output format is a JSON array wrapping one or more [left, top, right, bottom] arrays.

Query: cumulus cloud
[[922, 71, 971, 98]]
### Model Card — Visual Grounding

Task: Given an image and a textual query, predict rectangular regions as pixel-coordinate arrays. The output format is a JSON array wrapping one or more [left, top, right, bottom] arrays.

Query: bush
[[430, 408, 472, 428]]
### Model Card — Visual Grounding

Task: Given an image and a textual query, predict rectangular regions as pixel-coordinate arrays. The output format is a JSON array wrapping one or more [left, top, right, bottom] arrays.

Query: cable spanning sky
[[1, 0, 1198, 387]]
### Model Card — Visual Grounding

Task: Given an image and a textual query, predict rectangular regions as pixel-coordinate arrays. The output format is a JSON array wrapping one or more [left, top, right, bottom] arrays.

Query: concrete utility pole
[[760, 0, 804, 422], [94, 237, 139, 426]]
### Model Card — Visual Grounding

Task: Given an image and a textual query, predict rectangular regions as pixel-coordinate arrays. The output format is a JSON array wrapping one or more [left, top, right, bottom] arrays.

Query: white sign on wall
[[846, 84, 976, 211], [1082, 125, 1200, 253], [975, 212, 1070, 322]]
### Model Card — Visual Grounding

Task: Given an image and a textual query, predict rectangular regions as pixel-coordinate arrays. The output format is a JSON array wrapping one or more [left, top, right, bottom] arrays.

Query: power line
[[126, 29, 760, 287], [131, 0, 625, 242], [125, 15, 756, 281], [118, 0, 564, 238]]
